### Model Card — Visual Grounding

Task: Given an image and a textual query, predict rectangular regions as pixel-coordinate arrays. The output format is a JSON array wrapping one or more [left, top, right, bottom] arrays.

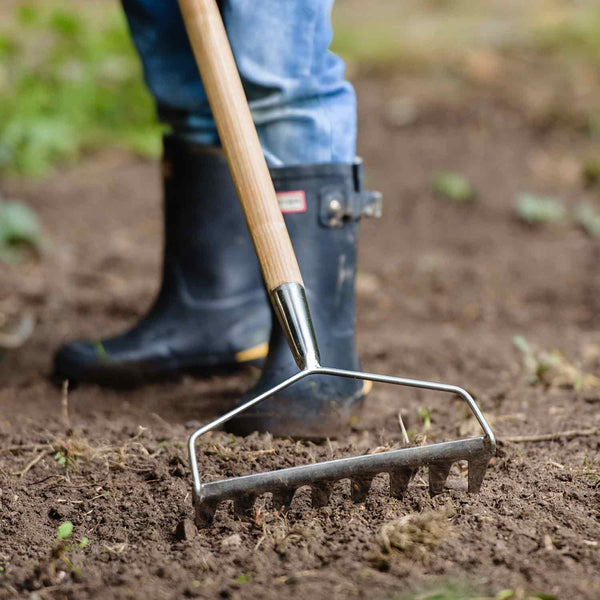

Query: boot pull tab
[[319, 159, 383, 228]]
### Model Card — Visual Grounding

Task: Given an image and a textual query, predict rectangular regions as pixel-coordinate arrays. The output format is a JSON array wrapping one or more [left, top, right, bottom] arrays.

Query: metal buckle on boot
[[320, 159, 383, 228]]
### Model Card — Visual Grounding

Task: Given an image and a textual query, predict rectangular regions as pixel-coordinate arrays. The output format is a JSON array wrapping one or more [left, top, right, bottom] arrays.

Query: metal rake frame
[[188, 366, 496, 526]]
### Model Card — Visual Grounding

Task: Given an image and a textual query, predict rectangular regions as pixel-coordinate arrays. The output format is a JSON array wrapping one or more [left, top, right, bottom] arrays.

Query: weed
[[431, 172, 476, 203], [417, 407, 432, 430], [574, 203, 600, 238], [52, 521, 90, 580], [513, 335, 600, 392], [52, 437, 92, 470], [0, 199, 43, 263], [57, 521, 73, 540], [579, 456, 600, 487], [514, 194, 566, 225]]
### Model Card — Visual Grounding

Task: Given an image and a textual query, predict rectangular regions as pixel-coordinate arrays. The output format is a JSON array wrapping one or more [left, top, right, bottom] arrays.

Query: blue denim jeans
[[121, 0, 356, 167]]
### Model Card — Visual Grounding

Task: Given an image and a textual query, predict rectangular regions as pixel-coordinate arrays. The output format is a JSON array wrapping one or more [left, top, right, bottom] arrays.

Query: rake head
[[188, 284, 496, 527], [189, 365, 496, 527]]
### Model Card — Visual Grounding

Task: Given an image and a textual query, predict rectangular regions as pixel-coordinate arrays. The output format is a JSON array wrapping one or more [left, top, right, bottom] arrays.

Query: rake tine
[[233, 494, 255, 517], [468, 457, 490, 493], [311, 482, 333, 508], [429, 461, 453, 495], [272, 488, 295, 510], [389, 467, 415, 498], [194, 498, 218, 528], [351, 476, 373, 503]]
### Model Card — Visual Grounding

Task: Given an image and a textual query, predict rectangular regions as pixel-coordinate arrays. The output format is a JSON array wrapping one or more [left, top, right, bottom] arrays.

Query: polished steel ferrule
[[269, 282, 321, 370]]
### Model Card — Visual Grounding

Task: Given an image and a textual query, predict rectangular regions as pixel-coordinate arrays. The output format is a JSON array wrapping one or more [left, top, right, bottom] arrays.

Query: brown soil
[[1, 73, 600, 600]]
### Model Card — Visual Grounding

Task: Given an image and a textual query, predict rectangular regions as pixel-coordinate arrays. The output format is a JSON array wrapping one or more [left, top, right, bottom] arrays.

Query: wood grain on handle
[[178, 0, 303, 291]]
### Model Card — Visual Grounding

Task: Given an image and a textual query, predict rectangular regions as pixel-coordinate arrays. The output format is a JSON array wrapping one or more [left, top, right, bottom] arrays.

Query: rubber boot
[[53, 136, 270, 388], [226, 160, 382, 439]]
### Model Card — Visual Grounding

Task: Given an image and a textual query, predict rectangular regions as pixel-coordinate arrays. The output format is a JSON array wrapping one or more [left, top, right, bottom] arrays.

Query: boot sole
[[51, 351, 266, 390]]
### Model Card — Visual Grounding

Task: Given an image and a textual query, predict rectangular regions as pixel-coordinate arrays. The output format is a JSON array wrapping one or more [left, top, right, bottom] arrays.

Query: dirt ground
[[1, 72, 600, 599]]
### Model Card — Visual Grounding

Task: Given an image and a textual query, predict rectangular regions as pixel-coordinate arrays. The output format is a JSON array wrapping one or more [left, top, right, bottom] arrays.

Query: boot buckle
[[320, 188, 382, 228]]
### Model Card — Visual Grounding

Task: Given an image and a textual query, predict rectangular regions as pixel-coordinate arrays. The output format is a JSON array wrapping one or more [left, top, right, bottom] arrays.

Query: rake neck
[[270, 282, 321, 370]]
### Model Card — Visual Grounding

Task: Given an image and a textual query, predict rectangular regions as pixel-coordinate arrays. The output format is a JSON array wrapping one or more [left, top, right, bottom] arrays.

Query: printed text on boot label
[[276, 190, 307, 214]]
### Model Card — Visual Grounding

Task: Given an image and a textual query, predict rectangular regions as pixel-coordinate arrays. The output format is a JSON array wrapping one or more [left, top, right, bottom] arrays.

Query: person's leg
[[120, 0, 218, 145], [54, 0, 379, 428], [121, 0, 356, 166], [222, 0, 357, 165]]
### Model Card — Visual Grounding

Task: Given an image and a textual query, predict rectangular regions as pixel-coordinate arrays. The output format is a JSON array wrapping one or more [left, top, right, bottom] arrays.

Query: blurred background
[[1, 0, 600, 345], [0, 0, 599, 178]]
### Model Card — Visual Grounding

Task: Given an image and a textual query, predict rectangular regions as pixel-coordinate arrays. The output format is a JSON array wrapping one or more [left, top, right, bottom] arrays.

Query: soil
[[1, 72, 600, 600]]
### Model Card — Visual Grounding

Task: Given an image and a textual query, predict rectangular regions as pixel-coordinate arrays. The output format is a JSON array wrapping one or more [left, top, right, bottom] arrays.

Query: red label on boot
[[276, 190, 306, 214]]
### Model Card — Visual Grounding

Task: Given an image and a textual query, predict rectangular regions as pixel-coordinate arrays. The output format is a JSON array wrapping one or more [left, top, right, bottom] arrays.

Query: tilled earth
[[1, 73, 600, 599]]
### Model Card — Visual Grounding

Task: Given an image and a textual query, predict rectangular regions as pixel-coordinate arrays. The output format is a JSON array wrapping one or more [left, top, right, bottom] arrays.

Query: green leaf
[[15, 5, 38, 27], [57, 521, 73, 540], [574, 204, 600, 238], [0, 200, 43, 252], [418, 407, 432, 429], [432, 172, 476, 203], [78, 537, 89, 548], [49, 8, 81, 39], [54, 451, 67, 467], [0, 3, 160, 177], [515, 194, 566, 225]]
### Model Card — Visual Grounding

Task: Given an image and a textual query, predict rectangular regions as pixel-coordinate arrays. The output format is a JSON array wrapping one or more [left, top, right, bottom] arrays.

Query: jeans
[[121, 0, 356, 167]]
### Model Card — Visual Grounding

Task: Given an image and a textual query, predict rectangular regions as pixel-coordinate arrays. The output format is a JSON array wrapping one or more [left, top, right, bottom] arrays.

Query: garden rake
[[179, 0, 496, 527]]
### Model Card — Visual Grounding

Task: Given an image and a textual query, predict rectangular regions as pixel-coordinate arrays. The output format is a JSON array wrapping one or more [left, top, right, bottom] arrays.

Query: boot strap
[[319, 159, 382, 228]]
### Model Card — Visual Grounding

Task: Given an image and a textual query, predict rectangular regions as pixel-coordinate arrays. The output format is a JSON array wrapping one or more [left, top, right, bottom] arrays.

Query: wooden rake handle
[[178, 0, 303, 292]]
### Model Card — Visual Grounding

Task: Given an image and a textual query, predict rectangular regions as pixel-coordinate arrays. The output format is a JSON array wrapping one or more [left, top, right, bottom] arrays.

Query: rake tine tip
[[351, 476, 373, 503], [233, 494, 255, 517], [194, 496, 217, 528], [311, 482, 333, 508], [389, 468, 414, 498], [272, 488, 295, 510], [468, 457, 490, 493], [429, 461, 453, 495]]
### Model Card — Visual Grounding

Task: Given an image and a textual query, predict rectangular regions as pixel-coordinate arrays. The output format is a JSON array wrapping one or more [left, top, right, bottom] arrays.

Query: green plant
[[53, 521, 90, 577], [0, 3, 163, 177], [515, 194, 566, 225], [57, 521, 73, 540], [0, 199, 43, 262], [417, 407, 432, 430], [431, 172, 476, 203], [574, 203, 600, 238]]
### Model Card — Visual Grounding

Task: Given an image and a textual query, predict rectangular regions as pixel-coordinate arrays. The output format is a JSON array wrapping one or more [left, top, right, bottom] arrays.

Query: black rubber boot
[[53, 136, 270, 388], [226, 160, 381, 439]]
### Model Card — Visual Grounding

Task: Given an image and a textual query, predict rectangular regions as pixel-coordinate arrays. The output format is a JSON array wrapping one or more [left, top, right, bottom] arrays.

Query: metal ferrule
[[269, 282, 321, 370]]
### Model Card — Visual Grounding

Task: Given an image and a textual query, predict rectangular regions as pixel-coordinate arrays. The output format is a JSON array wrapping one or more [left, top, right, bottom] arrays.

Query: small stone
[[174, 519, 197, 541], [221, 533, 242, 550]]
